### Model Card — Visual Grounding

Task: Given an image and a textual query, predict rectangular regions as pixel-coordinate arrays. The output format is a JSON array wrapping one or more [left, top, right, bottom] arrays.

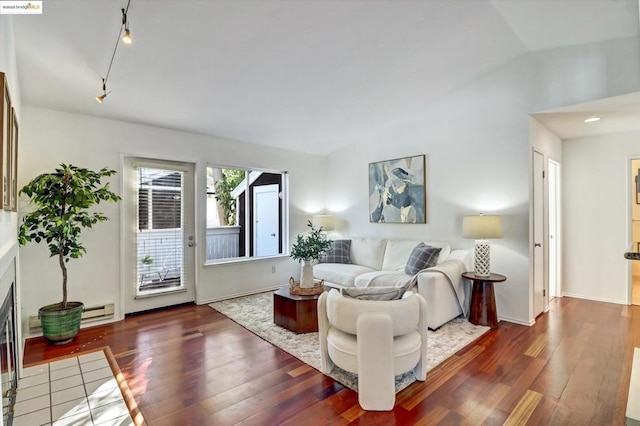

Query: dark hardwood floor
[[23, 296, 640, 425]]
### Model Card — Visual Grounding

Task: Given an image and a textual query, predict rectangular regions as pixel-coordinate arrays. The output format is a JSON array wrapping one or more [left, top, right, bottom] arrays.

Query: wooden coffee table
[[273, 286, 320, 333]]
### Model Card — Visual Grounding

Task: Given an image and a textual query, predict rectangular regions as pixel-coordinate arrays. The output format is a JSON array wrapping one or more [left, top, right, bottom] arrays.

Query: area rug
[[210, 291, 489, 392]]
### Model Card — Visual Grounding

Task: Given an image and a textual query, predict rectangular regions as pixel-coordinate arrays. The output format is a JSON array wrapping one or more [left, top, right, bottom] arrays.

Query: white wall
[[0, 16, 21, 275], [1, 14, 23, 370], [529, 118, 563, 313], [563, 131, 640, 303], [15, 32, 640, 329], [19, 106, 325, 332], [324, 37, 639, 325]]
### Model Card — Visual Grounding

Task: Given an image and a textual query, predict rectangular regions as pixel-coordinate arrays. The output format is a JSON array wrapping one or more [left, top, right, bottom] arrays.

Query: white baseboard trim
[[498, 314, 535, 327], [561, 292, 626, 305], [199, 285, 282, 305]]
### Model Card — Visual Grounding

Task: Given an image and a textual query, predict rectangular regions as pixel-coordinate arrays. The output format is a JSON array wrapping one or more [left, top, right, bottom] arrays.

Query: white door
[[123, 158, 196, 314], [548, 160, 560, 300], [533, 150, 545, 317], [253, 184, 279, 256]]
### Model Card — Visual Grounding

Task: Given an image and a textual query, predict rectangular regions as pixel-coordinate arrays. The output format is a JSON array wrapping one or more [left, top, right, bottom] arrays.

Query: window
[[206, 166, 287, 262]]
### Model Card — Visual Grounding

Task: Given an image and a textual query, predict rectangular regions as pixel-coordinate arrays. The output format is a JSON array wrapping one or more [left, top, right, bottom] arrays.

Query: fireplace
[[0, 284, 16, 424]]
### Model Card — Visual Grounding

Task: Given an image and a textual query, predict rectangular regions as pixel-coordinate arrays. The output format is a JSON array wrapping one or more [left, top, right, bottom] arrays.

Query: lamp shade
[[312, 214, 335, 231], [462, 215, 503, 239]]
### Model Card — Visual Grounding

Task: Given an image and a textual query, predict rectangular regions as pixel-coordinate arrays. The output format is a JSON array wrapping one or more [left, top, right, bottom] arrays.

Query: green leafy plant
[[18, 164, 121, 308], [290, 220, 332, 262], [140, 255, 153, 265], [215, 169, 245, 225]]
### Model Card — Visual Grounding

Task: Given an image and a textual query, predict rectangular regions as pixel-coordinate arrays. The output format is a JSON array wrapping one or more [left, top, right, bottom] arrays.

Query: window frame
[[204, 164, 289, 265]]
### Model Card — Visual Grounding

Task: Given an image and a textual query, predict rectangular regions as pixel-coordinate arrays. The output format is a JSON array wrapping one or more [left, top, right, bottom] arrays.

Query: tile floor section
[[13, 350, 134, 425]]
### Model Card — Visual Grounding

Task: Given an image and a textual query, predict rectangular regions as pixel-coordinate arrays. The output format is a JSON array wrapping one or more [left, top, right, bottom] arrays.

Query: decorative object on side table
[[462, 272, 506, 328], [462, 214, 503, 276], [290, 220, 332, 294], [18, 164, 121, 344]]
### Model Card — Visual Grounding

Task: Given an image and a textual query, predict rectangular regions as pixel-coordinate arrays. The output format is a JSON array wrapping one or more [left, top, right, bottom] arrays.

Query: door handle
[[534, 243, 541, 247]]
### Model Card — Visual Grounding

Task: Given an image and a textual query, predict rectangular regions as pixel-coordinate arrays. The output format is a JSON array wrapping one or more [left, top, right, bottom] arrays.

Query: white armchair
[[317, 289, 428, 411]]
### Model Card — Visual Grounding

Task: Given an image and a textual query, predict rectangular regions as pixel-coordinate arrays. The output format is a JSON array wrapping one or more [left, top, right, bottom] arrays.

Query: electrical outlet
[[271, 266, 276, 274]]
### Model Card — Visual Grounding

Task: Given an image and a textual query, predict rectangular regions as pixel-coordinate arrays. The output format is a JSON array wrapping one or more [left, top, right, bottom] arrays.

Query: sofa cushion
[[382, 239, 451, 271], [354, 271, 413, 289], [314, 263, 377, 287], [319, 239, 351, 264], [404, 243, 441, 275], [350, 237, 387, 270]]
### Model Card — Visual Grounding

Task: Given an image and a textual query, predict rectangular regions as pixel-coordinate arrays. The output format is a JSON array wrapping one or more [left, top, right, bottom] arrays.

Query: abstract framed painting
[[0, 73, 9, 210], [369, 154, 426, 223], [10, 107, 17, 211], [636, 169, 639, 205]]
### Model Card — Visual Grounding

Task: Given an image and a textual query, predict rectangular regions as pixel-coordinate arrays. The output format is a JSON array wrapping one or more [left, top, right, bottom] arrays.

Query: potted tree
[[18, 164, 121, 344], [290, 220, 332, 293]]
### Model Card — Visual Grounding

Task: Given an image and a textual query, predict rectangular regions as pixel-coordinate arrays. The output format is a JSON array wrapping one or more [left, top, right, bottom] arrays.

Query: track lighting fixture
[[95, 79, 109, 103], [122, 28, 132, 44], [95, 0, 132, 103], [121, 7, 132, 44]]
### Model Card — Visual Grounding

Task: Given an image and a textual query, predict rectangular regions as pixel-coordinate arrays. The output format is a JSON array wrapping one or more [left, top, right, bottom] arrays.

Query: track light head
[[122, 28, 132, 44], [96, 79, 109, 103], [121, 7, 132, 44]]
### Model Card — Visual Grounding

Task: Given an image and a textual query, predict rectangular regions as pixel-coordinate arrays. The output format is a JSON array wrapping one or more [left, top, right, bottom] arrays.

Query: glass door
[[123, 158, 196, 314]]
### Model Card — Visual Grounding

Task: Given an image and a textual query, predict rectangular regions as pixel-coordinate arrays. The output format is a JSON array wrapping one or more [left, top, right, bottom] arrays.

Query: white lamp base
[[474, 240, 491, 276]]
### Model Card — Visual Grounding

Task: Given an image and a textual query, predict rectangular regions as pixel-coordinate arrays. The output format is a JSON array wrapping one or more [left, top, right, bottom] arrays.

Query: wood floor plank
[[523, 333, 547, 357], [22, 298, 640, 425], [397, 345, 485, 410], [503, 389, 543, 426], [458, 382, 511, 425]]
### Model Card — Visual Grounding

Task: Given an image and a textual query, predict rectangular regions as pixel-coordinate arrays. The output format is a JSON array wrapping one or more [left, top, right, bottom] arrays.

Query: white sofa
[[314, 237, 471, 329]]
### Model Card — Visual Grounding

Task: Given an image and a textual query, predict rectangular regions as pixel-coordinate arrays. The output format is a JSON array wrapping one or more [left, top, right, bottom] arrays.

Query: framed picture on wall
[[368, 154, 426, 223], [1, 73, 10, 210], [636, 169, 639, 205], [10, 107, 17, 211]]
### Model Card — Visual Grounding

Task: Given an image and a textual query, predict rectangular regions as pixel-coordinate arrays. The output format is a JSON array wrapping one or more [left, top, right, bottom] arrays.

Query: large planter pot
[[38, 302, 84, 345]]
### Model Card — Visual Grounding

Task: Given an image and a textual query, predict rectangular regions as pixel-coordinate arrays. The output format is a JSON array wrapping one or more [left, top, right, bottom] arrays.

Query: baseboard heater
[[28, 303, 115, 333]]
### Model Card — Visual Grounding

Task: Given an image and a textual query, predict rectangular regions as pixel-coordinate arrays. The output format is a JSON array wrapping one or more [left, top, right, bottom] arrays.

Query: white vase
[[300, 260, 314, 288]]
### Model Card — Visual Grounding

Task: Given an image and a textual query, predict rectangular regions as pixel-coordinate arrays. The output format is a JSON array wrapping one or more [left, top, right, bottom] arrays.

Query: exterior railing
[[206, 226, 241, 261]]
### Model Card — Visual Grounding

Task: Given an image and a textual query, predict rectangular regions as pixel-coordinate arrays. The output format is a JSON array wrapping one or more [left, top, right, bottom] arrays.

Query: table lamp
[[462, 214, 503, 276], [312, 214, 335, 232]]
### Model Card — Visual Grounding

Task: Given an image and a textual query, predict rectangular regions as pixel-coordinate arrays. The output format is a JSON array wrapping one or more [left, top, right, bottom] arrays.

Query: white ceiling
[[10, 0, 640, 154]]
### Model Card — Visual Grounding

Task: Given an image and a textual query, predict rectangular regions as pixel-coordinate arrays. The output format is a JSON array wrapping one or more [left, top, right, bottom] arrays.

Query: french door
[[123, 157, 196, 314]]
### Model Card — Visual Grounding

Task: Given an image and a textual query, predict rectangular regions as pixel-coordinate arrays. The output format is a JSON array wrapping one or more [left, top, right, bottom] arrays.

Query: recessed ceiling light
[[584, 117, 601, 123]]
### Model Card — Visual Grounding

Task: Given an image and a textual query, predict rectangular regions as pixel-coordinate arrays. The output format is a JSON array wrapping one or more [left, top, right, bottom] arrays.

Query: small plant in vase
[[290, 220, 332, 290]]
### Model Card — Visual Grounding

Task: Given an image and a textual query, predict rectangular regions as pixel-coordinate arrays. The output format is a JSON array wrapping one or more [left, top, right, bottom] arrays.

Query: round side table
[[461, 272, 506, 328]]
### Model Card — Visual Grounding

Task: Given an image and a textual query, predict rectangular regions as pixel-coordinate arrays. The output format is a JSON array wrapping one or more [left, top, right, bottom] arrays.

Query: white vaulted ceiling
[[10, 0, 640, 154]]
